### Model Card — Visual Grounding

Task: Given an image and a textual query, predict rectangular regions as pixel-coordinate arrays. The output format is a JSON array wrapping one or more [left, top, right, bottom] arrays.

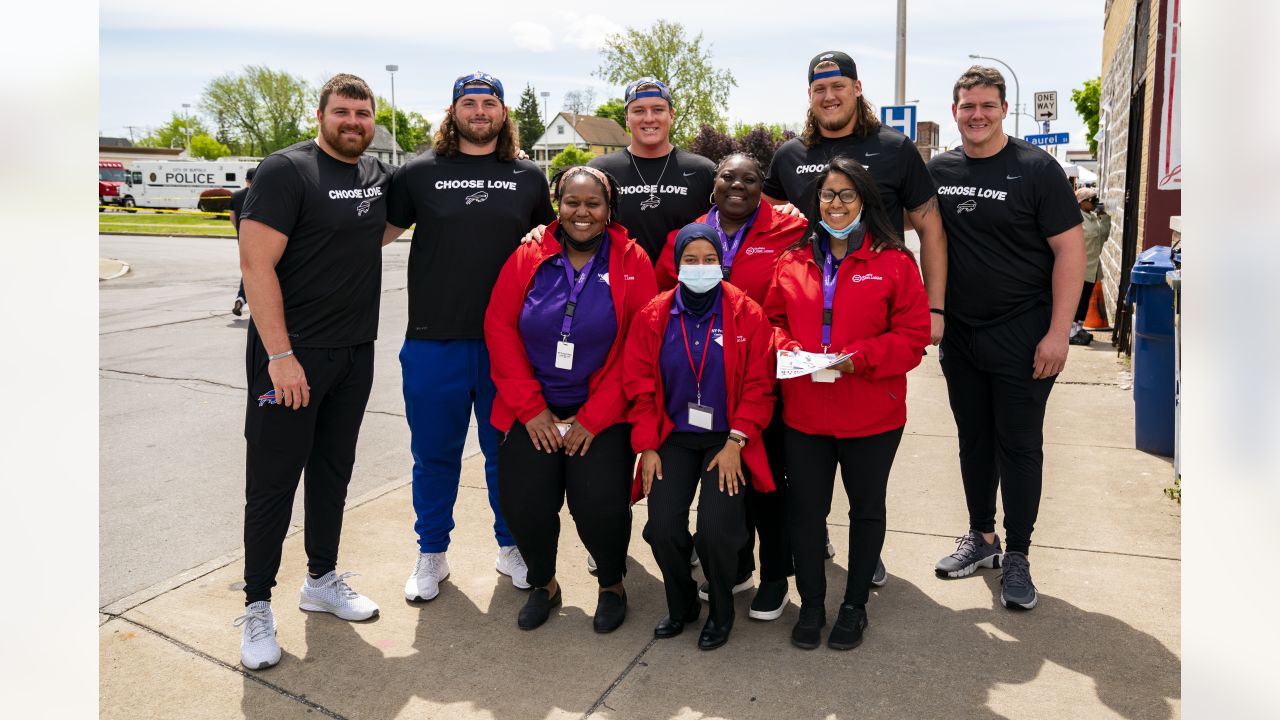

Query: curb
[[99, 231, 234, 240], [100, 259, 131, 281]]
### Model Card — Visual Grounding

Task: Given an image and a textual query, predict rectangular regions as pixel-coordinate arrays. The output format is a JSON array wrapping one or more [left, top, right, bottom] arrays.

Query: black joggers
[[497, 420, 634, 588], [644, 432, 749, 625], [786, 426, 903, 609], [242, 339, 374, 604], [940, 305, 1057, 555]]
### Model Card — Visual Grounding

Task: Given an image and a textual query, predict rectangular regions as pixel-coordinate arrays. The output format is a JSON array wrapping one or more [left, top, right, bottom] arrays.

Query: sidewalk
[[100, 333, 1180, 720]]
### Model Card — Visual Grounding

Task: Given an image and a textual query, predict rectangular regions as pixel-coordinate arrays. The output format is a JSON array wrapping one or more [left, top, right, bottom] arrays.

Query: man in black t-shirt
[[229, 165, 257, 316], [587, 78, 716, 264], [386, 72, 555, 605], [764, 51, 947, 347], [927, 66, 1084, 612], [235, 74, 400, 671]]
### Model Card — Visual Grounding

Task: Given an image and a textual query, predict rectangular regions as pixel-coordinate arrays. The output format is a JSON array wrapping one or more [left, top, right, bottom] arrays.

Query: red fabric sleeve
[[623, 299, 665, 453], [764, 253, 803, 352], [840, 251, 931, 378], [483, 249, 547, 425], [728, 297, 777, 440], [654, 227, 680, 292]]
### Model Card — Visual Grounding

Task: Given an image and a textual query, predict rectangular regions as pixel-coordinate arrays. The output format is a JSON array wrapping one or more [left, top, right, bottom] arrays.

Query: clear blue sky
[[100, 0, 1104, 153]]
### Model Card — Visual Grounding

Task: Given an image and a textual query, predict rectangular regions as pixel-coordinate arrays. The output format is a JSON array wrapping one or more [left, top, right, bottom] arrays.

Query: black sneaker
[[593, 590, 627, 633], [698, 573, 752, 602], [232, 297, 245, 317], [935, 530, 1002, 578], [1000, 552, 1038, 610], [747, 578, 789, 621], [827, 603, 868, 650], [517, 586, 561, 630], [790, 604, 825, 650], [1069, 329, 1093, 346]]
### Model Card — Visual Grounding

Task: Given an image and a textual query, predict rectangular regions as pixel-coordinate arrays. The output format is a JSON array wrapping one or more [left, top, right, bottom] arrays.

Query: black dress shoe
[[790, 604, 825, 650], [593, 590, 627, 634], [827, 603, 868, 650], [654, 603, 700, 639], [517, 587, 561, 630], [697, 617, 733, 650]]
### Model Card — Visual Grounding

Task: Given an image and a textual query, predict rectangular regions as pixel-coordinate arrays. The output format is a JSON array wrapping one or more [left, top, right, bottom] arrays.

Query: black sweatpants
[[732, 401, 792, 582], [643, 432, 748, 625], [939, 306, 1057, 555], [786, 426, 903, 608], [1073, 281, 1096, 323], [497, 420, 633, 588], [242, 340, 374, 604]]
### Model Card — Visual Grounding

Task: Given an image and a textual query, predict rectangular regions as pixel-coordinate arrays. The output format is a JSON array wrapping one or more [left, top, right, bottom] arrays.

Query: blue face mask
[[678, 264, 722, 294], [819, 209, 863, 240]]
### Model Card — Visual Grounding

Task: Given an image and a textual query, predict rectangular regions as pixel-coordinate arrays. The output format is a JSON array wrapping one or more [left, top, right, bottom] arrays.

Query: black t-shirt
[[927, 136, 1082, 327], [230, 187, 248, 231], [388, 151, 554, 340], [589, 148, 715, 265], [764, 126, 935, 234], [239, 140, 391, 348]]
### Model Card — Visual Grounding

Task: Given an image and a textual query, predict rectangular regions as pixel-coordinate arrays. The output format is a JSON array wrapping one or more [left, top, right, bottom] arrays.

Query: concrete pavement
[[99, 319, 1181, 718]]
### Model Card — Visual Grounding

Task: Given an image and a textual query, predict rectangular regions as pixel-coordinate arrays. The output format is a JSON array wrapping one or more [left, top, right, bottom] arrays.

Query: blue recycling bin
[[1128, 246, 1177, 456]]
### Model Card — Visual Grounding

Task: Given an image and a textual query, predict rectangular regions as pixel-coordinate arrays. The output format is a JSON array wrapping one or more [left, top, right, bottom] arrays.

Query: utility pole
[[124, 126, 143, 144], [969, 54, 1020, 138], [181, 103, 192, 153], [386, 65, 399, 165], [895, 0, 907, 104], [540, 91, 551, 175]]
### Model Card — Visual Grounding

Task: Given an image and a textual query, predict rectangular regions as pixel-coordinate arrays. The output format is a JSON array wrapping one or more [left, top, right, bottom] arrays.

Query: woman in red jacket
[[653, 153, 809, 623], [485, 166, 657, 633], [624, 223, 776, 650], [764, 155, 930, 651]]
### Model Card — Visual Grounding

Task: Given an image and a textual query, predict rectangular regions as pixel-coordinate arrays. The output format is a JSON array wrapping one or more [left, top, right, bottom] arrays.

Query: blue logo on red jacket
[[257, 390, 278, 407]]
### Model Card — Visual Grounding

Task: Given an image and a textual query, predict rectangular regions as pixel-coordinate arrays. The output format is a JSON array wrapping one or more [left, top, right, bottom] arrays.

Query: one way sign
[[1035, 91, 1058, 121]]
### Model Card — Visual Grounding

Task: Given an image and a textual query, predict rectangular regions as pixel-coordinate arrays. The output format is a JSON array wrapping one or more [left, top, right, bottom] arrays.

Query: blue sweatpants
[[400, 338, 513, 553]]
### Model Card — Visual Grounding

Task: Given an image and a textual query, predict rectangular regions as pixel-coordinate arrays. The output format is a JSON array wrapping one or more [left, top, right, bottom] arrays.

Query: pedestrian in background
[[1070, 186, 1111, 345], [229, 165, 257, 317]]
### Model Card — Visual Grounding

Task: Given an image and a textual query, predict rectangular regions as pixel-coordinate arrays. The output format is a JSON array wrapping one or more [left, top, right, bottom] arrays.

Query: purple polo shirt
[[661, 288, 729, 433], [518, 238, 617, 408]]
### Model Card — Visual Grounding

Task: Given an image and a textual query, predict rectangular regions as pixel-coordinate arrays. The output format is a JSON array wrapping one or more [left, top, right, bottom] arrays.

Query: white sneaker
[[299, 571, 379, 621], [586, 553, 598, 576], [234, 601, 280, 670], [496, 545, 531, 589], [406, 552, 449, 602], [690, 548, 701, 568]]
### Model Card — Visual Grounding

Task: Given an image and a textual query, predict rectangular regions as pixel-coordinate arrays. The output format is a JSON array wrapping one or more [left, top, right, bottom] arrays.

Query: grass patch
[[100, 212, 235, 237]]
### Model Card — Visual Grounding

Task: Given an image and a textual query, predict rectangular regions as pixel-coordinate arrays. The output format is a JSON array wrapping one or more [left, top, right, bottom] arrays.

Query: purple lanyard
[[821, 247, 839, 351], [706, 205, 756, 276], [559, 251, 598, 340]]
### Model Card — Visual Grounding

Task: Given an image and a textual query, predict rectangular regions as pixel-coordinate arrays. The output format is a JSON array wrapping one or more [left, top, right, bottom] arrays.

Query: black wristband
[[930, 308, 945, 316]]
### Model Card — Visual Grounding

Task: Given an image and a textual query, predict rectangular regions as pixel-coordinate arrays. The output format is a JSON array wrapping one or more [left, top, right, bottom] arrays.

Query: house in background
[[530, 113, 630, 173], [99, 136, 183, 164]]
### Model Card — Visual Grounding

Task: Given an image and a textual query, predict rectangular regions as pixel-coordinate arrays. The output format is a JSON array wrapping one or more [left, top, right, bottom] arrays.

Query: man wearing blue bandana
[[386, 71, 555, 605]]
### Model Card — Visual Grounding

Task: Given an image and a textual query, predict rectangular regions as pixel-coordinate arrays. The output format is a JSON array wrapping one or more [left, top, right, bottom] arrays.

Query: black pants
[[497, 420, 633, 588], [242, 340, 374, 604], [940, 306, 1057, 555], [644, 432, 748, 625], [1073, 280, 1096, 323], [786, 426, 903, 608], [733, 401, 792, 582]]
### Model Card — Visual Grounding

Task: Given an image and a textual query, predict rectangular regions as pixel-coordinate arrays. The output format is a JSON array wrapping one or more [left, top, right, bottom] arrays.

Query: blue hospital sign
[[880, 105, 918, 142]]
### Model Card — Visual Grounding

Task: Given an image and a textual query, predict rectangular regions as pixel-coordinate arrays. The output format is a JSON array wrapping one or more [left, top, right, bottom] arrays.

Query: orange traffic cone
[[1084, 282, 1110, 330]]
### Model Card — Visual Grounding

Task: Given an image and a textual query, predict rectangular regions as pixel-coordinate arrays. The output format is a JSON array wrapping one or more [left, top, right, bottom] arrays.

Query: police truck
[[118, 160, 258, 211]]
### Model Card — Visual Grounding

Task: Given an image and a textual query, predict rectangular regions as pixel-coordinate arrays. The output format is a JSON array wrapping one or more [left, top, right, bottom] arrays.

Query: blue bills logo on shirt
[[257, 390, 278, 407]]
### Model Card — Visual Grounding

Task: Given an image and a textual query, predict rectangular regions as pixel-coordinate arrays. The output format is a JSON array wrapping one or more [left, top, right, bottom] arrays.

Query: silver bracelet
[[268, 349, 294, 361]]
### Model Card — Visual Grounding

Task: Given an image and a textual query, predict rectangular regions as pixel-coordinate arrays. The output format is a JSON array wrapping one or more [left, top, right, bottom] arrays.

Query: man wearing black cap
[[587, 78, 717, 266], [386, 71, 555, 606], [764, 51, 947, 347]]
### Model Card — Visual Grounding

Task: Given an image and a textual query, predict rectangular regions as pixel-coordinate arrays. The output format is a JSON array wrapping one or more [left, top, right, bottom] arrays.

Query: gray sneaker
[[999, 552, 1038, 610], [935, 530, 1002, 578], [871, 557, 887, 587]]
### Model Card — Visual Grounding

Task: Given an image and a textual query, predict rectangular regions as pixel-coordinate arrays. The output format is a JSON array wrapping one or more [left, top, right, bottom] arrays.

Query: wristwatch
[[727, 432, 747, 448]]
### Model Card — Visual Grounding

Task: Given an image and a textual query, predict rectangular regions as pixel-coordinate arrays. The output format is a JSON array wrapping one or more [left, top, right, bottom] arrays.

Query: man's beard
[[322, 123, 372, 159], [815, 104, 857, 133], [456, 116, 502, 145]]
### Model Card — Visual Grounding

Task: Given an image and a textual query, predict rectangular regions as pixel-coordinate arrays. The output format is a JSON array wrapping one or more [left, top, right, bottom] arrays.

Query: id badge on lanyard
[[681, 313, 717, 429], [813, 246, 840, 384], [555, 253, 596, 371]]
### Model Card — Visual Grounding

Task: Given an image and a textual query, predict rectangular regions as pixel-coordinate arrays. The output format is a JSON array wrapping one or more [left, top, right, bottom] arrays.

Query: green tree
[[137, 112, 212, 149], [594, 98, 627, 129], [188, 134, 232, 160], [595, 20, 736, 147], [1072, 77, 1102, 155], [549, 145, 596, 177], [512, 84, 545, 154], [374, 96, 433, 153], [200, 66, 314, 156]]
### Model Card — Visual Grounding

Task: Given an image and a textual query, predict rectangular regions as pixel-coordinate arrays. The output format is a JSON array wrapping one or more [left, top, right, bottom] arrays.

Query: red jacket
[[486, 220, 658, 435], [654, 202, 809, 305], [623, 283, 777, 502], [764, 232, 930, 438]]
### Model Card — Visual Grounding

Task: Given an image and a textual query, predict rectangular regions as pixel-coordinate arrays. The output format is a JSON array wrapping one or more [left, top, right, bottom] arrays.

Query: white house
[[530, 112, 630, 172]]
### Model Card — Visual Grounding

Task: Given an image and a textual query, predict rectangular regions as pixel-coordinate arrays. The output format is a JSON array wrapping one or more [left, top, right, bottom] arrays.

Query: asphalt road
[[98, 234, 485, 608]]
